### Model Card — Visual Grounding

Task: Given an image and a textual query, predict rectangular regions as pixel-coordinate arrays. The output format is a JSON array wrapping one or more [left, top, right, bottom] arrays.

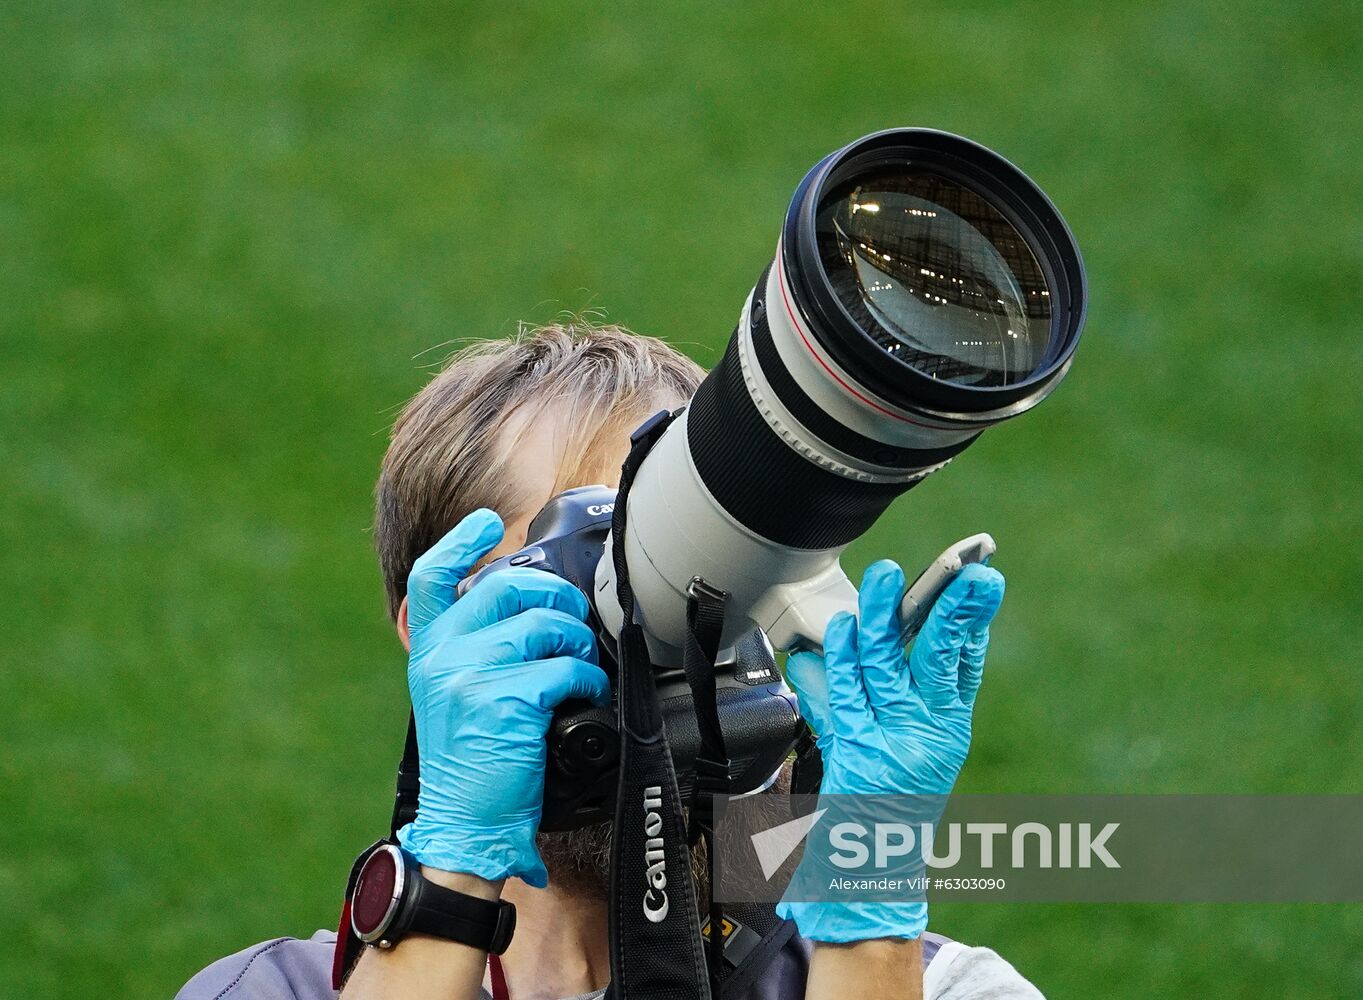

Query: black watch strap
[[404, 871, 518, 955]]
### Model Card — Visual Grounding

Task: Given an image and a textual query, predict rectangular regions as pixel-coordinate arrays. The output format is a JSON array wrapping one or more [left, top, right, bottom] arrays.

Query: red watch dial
[[351, 845, 402, 939]]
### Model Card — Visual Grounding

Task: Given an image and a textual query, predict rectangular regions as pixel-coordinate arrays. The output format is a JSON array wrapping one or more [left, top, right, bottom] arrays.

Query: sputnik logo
[[750, 809, 827, 880]]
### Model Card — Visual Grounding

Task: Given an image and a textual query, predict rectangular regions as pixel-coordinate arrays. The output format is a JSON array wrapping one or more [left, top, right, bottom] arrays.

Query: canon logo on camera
[[642, 785, 669, 922]]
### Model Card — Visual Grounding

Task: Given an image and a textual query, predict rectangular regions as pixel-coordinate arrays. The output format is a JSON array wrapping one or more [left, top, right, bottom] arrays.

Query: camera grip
[[540, 681, 803, 832]]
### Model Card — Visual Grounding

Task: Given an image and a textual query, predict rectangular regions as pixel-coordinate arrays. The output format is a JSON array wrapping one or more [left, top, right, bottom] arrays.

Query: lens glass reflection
[[816, 167, 1052, 387]]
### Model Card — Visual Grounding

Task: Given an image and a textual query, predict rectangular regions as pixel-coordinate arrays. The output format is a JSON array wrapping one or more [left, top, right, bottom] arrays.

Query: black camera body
[[458, 485, 805, 832]]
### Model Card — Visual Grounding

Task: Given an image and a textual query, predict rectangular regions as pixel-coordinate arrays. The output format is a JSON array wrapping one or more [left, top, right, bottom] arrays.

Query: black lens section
[[686, 331, 968, 550], [815, 167, 1052, 388]]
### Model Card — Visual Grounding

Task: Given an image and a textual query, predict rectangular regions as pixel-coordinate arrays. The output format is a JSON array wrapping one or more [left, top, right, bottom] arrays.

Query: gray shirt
[[175, 927, 1043, 999]]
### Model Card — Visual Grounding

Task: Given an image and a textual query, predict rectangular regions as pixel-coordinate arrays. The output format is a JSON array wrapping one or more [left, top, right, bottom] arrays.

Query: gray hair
[[375, 321, 705, 620]]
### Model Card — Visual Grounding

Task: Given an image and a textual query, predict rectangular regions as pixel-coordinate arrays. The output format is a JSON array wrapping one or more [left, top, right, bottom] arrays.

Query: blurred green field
[[3, 1, 1361, 996]]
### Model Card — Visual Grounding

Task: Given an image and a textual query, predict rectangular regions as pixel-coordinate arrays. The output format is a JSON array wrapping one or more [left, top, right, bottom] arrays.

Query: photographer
[[177, 324, 1041, 1000]]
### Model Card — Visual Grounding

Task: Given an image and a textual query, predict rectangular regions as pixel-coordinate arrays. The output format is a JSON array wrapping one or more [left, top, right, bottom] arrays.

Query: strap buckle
[[630, 407, 680, 448], [488, 900, 518, 956], [391, 764, 420, 833], [686, 576, 730, 604], [694, 754, 732, 797]]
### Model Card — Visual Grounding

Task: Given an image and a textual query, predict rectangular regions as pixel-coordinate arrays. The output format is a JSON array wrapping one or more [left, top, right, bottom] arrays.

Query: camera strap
[[681, 583, 731, 849], [680, 581, 731, 999], [391, 711, 420, 840], [789, 729, 822, 798], [605, 408, 713, 1000]]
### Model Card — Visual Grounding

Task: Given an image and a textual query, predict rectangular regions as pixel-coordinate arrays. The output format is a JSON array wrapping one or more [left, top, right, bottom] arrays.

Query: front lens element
[[816, 167, 1052, 387]]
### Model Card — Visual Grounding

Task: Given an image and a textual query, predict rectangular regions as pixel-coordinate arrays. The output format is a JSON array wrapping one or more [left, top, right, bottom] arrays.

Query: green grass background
[[3, 1, 1360, 996]]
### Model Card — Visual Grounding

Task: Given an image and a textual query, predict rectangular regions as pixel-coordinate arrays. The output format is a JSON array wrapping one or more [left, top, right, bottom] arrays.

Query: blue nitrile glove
[[776, 559, 1005, 941], [397, 509, 611, 887]]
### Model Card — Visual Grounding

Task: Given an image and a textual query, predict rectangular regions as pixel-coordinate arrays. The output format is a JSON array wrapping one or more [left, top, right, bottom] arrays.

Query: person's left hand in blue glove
[[778, 558, 1005, 944]]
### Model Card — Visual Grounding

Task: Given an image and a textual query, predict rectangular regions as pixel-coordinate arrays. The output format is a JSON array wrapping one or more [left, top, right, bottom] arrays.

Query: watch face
[[352, 845, 403, 941]]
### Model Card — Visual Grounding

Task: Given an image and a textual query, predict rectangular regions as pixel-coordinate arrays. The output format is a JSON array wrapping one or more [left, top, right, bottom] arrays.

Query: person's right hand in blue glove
[[778, 558, 1005, 943], [397, 508, 611, 888]]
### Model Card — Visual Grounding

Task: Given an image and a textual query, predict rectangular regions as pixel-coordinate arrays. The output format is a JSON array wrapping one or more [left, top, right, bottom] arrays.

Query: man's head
[[377, 320, 704, 630], [375, 320, 705, 893]]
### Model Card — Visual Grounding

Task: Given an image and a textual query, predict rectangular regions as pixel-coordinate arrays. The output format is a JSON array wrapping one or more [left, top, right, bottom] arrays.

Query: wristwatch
[[350, 843, 517, 954]]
